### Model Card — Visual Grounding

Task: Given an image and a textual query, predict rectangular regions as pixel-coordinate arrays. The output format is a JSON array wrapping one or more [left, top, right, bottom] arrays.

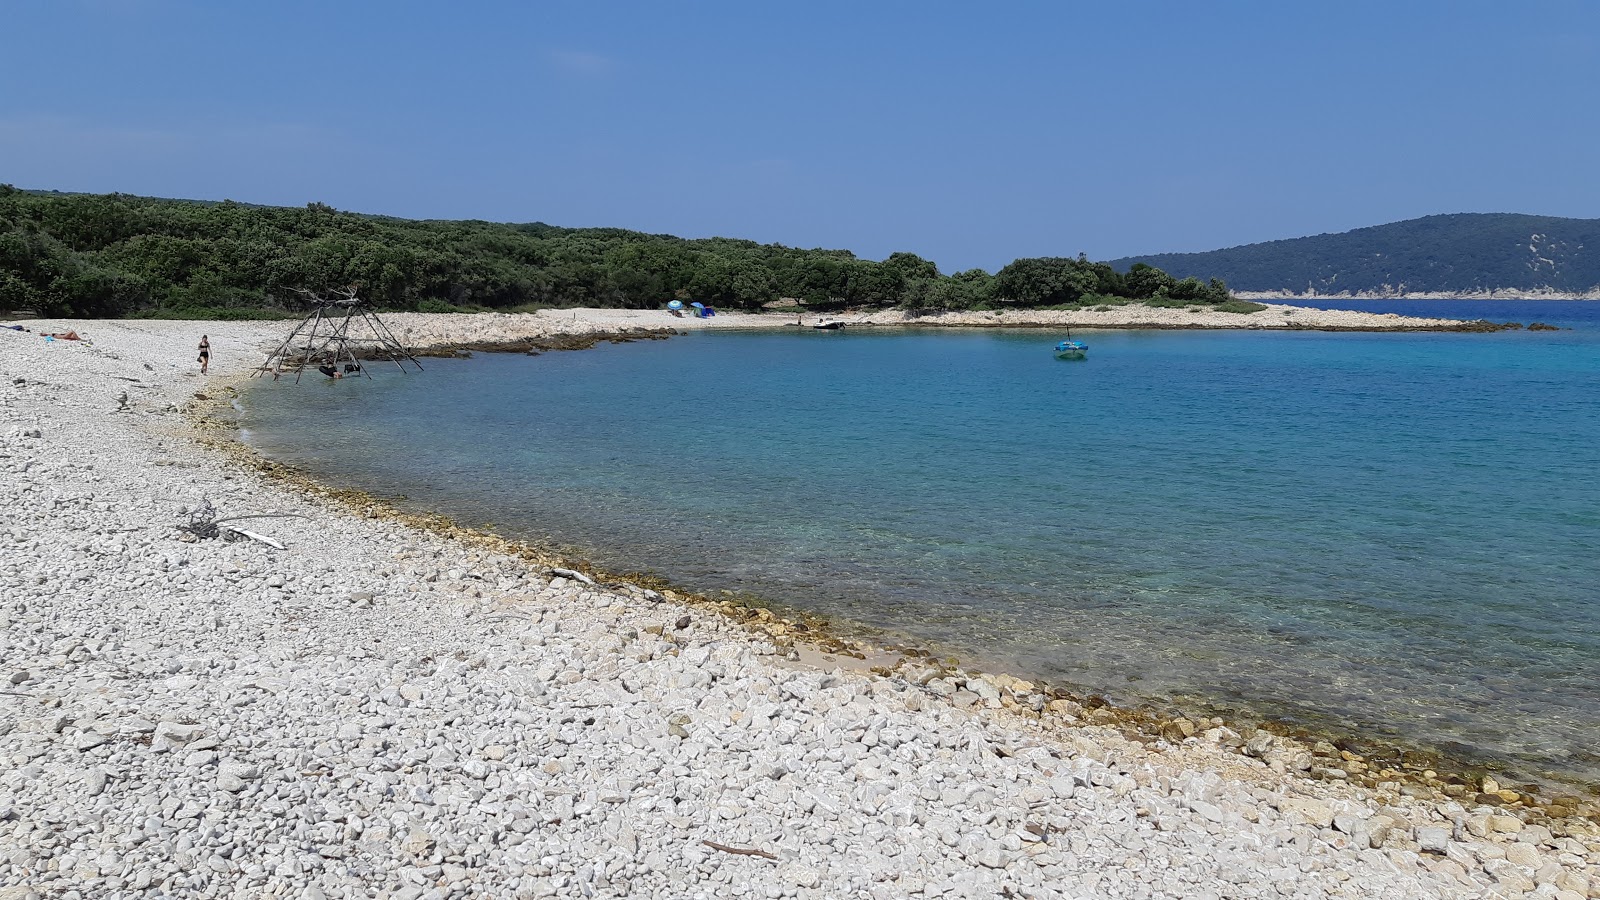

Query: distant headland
[[1111, 213, 1600, 298]]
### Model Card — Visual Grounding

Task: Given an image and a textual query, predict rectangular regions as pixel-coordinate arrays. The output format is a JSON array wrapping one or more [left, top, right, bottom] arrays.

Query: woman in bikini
[[197, 335, 210, 374]]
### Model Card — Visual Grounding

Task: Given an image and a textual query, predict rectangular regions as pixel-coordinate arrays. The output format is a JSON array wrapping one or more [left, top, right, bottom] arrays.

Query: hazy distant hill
[[1110, 213, 1600, 296]]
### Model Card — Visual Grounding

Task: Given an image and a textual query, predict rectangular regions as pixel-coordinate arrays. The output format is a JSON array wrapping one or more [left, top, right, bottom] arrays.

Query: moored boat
[[1054, 339, 1087, 360]]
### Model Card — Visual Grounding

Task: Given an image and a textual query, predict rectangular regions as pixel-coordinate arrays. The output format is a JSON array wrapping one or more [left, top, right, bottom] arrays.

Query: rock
[[1244, 731, 1274, 758], [1416, 826, 1450, 854], [970, 679, 1001, 703], [1161, 718, 1197, 742], [950, 690, 981, 710], [666, 713, 692, 739], [402, 830, 436, 857], [73, 731, 109, 751], [975, 846, 1010, 869], [7, 670, 28, 685], [1489, 814, 1525, 834], [216, 761, 257, 792], [1046, 698, 1082, 717], [1485, 860, 1536, 893], [780, 863, 822, 888], [1503, 842, 1541, 867], [1278, 798, 1335, 829], [184, 749, 218, 768], [151, 721, 205, 751], [1553, 871, 1590, 896]]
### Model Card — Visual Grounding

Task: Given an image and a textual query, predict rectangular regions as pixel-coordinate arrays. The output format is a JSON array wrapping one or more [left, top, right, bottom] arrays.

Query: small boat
[[1054, 339, 1087, 360], [811, 320, 845, 330]]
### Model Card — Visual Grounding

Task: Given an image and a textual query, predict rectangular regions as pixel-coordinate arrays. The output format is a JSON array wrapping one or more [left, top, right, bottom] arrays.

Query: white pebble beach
[[2, 308, 1597, 900]]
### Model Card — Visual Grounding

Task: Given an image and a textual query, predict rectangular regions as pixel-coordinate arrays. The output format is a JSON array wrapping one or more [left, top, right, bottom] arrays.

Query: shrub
[[416, 298, 468, 313], [1216, 299, 1268, 313]]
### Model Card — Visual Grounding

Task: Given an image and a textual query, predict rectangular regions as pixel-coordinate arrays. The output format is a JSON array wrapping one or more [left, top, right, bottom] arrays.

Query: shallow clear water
[[240, 301, 1600, 788]]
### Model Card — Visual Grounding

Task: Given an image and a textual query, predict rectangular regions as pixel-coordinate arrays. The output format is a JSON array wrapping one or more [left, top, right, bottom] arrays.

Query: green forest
[[1110, 213, 1600, 295], [0, 187, 1245, 318]]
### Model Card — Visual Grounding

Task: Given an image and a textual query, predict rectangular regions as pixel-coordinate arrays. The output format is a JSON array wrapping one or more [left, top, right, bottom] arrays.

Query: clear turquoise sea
[[239, 300, 1600, 789]]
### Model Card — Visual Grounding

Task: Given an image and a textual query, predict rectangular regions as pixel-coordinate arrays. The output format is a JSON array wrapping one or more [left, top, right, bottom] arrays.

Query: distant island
[[1110, 213, 1600, 298], [0, 187, 1250, 319]]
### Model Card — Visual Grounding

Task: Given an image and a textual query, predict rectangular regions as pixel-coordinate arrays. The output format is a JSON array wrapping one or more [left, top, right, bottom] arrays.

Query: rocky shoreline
[[4, 313, 1599, 899], [385, 303, 1517, 334], [846, 305, 1520, 331], [1235, 291, 1600, 302]]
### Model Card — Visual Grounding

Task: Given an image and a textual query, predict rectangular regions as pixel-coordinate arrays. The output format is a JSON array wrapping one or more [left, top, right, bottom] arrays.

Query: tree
[[994, 257, 1099, 306], [882, 251, 939, 283], [0, 189, 1202, 318], [0, 271, 36, 311], [1165, 276, 1209, 302], [1124, 262, 1175, 299], [45, 266, 147, 317]]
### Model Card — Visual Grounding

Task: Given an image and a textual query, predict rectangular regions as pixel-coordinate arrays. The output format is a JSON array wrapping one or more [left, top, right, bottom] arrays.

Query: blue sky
[[4, 0, 1598, 272]]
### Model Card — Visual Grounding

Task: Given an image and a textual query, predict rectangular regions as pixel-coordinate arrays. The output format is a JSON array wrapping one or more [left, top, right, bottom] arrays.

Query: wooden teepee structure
[[254, 287, 423, 382]]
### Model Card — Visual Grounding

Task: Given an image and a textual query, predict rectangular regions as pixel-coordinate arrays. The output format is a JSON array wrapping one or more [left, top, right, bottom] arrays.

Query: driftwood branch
[[701, 840, 777, 861], [220, 524, 286, 550], [550, 567, 596, 586], [177, 500, 307, 546]]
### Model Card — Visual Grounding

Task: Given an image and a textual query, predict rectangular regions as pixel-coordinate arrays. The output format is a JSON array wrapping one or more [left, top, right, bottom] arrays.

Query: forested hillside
[[1110, 213, 1600, 295], [0, 187, 1243, 318]]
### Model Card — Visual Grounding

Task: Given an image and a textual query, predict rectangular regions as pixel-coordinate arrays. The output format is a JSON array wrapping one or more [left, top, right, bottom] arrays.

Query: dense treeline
[[0, 187, 1239, 318], [1109, 213, 1600, 295]]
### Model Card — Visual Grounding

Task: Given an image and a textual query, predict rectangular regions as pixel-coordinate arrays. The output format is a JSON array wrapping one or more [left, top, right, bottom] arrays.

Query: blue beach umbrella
[[668, 300, 683, 310], [689, 302, 704, 309]]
